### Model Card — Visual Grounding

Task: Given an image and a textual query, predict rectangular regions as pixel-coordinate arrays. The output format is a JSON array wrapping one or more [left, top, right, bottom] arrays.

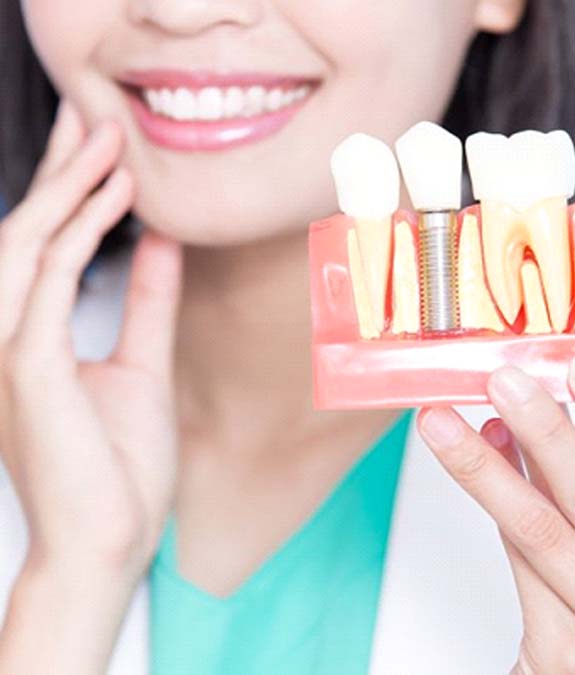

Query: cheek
[[19, 1, 107, 90]]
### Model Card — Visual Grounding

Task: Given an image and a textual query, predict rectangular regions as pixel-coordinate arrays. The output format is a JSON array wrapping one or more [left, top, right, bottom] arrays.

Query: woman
[[0, 0, 574, 673]]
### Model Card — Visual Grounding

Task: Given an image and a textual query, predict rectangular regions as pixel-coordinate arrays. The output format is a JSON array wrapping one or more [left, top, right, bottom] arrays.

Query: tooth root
[[391, 221, 420, 334], [521, 260, 553, 334], [355, 217, 392, 334], [525, 197, 572, 332], [481, 201, 526, 326], [347, 228, 380, 339], [458, 214, 505, 332]]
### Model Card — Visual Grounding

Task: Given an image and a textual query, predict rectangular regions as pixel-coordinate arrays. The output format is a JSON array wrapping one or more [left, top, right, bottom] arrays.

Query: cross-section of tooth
[[347, 228, 380, 339], [331, 133, 399, 335], [391, 221, 420, 334], [457, 214, 504, 332], [521, 260, 552, 334], [466, 130, 575, 332]]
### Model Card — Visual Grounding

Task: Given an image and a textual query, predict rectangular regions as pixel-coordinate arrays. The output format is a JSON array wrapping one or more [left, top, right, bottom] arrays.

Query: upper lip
[[118, 68, 320, 90]]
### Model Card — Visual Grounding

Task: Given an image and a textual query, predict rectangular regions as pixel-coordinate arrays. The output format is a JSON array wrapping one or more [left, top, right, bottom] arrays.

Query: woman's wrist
[[0, 553, 141, 675]]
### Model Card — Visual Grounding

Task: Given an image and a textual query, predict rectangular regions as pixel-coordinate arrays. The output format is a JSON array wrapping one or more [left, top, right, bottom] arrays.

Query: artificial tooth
[[521, 260, 552, 334], [391, 221, 420, 334], [331, 133, 400, 335], [457, 214, 504, 332], [347, 228, 380, 339], [467, 130, 575, 332]]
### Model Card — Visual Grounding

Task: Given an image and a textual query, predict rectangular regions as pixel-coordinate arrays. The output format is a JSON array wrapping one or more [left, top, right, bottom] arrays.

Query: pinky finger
[[15, 168, 135, 357]]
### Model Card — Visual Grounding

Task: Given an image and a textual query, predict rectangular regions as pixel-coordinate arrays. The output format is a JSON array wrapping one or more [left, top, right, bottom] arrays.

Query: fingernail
[[482, 419, 511, 451], [488, 366, 535, 405], [419, 408, 464, 446]]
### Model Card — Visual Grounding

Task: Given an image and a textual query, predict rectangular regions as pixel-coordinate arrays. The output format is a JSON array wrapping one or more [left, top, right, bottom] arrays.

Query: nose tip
[[129, 0, 262, 36]]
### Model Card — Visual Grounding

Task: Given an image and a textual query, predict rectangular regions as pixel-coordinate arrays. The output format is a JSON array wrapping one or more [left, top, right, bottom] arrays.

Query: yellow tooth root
[[355, 217, 392, 334], [458, 214, 505, 332], [391, 221, 420, 334], [521, 260, 552, 334], [347, 227, 381, 339]]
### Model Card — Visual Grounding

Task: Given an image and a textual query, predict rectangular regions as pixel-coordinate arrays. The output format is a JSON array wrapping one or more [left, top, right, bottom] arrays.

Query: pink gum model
[[309, 204, 575, 409]]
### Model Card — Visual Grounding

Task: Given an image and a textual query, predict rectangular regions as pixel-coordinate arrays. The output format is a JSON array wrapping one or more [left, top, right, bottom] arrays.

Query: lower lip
[[125, 87, 314, 152]]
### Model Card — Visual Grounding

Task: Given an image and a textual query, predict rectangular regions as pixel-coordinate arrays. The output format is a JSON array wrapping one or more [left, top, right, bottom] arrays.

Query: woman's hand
[[417, 366, 575, 675], [0, 98, 183, 579]]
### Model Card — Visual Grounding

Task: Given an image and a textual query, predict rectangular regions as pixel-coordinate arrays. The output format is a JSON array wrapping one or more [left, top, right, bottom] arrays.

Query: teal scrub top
[[149, 411, 413, 675]]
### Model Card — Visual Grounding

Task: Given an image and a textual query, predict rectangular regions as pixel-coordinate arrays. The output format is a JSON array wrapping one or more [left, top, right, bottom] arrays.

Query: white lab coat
[[0, 248, 525, 674]]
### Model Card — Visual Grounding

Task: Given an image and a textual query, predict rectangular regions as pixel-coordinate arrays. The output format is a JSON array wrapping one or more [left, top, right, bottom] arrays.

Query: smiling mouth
[[124, 81, 316, 122], [119, 69, 322, 151]]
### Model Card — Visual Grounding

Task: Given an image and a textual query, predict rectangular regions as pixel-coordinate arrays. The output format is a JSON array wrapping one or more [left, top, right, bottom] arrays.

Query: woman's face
[[21, 0, 513, 246]]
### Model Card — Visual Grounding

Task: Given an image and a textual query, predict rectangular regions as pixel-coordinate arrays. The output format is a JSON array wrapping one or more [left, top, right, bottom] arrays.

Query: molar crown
[[466, 130, 575, 211], [330, 133, 400, 219]]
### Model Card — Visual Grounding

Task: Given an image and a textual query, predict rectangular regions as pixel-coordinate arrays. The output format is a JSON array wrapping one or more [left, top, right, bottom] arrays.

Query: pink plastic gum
[[309, 205, 575, 409]]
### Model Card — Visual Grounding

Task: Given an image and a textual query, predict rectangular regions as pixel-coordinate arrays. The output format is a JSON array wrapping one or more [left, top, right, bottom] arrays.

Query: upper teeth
[[143, 84, 311, 121], [466, 130, 575, 332]]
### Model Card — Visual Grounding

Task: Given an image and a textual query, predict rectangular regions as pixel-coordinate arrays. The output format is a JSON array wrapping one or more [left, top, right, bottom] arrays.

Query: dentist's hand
[[0, 99, 183, 675], [417, 366, 575, 675]]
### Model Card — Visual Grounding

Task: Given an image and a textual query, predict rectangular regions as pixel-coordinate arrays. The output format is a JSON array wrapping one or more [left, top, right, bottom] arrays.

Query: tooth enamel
[[521, 260, 552, 334], [347, 228, 381, 339], [395, 121, 462, 211], [172, 87, 196, 120], [142, 83, 310, 120], [467, 130, 575, 332], [331, 133, 399, 334], [391, 221, 420, 334], [457, 214, 504, 332], [243, 86, 266, 116], [224, 87, 245, 118], [266, 88, 284, 112], [197, 87, 224, 120]]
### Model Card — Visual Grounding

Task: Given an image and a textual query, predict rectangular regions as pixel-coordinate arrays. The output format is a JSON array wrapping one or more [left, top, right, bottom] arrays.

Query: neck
[[174, 228, 400, 454]]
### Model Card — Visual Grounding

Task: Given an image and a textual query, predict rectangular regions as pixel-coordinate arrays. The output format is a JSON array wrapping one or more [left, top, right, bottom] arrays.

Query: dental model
[[309, 123, 575, 408], [331, 134, 399, 337], [396, 122, 462, 333]]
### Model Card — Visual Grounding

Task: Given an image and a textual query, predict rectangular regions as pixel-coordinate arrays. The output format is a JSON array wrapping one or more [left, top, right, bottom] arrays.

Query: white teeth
[[395, 121, 462, 211], [224, 87, 244, 118], [197, 87, 224, 120], [172, 87, 196, 120], [266, 88, 284, 112], [242, 86, 266, 116], [466, 130, 575, 212], [142, 83, 312, 121], [331, 133, 400, 219]]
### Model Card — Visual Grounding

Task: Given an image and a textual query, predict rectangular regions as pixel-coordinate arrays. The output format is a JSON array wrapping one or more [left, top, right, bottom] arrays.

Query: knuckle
[[41, 242, 79, 277], [514, 504, 564, 552], [449, 445, 489, 484]]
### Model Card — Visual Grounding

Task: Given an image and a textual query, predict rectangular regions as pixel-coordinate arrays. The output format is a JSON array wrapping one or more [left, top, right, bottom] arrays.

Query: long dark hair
[[1, 0, 574, 259]]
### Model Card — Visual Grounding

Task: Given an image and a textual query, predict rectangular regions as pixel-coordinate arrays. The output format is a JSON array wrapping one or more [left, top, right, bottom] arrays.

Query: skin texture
[[5, 0, 574, 674]]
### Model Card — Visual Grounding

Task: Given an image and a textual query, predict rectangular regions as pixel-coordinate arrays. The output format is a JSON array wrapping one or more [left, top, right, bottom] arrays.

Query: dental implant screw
[[418, 211, 460, 333]]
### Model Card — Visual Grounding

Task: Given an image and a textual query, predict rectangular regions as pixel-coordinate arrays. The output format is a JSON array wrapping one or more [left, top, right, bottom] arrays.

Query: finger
[[112, 228, 183, 379], [28, 99, 87, 189], [0, 121, 124, 342], [500, 531, 575, 672], [487, 366, 575, 527], [418, 407, 575, 612], [14, 168, 134, 357]]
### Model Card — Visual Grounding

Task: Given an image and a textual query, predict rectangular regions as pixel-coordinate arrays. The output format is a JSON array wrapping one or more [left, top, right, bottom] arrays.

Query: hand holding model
[[311, 124, 575, 672], [0, 100, 183, 674]]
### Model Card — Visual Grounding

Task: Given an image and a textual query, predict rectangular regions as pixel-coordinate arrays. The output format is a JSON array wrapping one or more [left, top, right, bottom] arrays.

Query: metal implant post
[[418, 211, 460, 332]]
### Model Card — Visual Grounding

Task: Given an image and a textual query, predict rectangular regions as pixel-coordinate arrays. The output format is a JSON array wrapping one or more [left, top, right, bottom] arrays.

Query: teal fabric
[[149, 411, 413, 675]]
